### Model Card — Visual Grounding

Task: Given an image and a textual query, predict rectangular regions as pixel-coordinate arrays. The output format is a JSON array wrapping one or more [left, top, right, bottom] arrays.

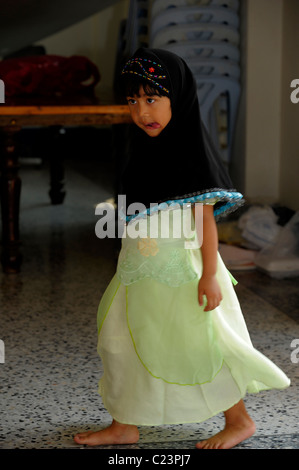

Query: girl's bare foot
[[74, 420, 139, 446], [196, 400, 256, 449]]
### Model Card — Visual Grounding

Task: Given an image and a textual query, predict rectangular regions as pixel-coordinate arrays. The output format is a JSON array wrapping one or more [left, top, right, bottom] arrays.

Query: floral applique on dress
[[137, 237, 159, 257]]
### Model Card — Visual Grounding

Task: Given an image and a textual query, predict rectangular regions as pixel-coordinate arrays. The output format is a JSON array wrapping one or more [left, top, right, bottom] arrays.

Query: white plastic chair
[[150, 0, 239, 20], [186, 57, 240, 79], [161, 40, 240, 62], [196, 75, 240, 151], [189, 59, 240, 158], [124, 0, 150, 55], [150, 6, 239, 42], [151, 22, 240, 47]]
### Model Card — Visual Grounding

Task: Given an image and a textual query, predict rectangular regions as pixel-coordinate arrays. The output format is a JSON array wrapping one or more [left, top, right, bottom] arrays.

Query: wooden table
[[0, 101, 132, 273]]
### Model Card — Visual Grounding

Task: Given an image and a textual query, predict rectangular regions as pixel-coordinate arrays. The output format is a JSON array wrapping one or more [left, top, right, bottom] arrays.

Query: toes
[[196, 439, 222, 449], [74, 432, 91, 444], [195, 440, 208, 449]]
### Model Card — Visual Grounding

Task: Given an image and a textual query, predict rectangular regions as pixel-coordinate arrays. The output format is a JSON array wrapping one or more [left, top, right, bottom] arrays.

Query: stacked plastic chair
[[114, 0, 150, 97], [148, 0, 241, 163], [123, 0, 150, 57]]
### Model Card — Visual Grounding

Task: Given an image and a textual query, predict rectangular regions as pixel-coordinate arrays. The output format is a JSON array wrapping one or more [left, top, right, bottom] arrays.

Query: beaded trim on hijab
[[121, 57, 170, 95]]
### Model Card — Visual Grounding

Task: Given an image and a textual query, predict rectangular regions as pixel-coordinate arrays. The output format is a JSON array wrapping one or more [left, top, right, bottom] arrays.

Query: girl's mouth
[[144, 122, 161, 130]]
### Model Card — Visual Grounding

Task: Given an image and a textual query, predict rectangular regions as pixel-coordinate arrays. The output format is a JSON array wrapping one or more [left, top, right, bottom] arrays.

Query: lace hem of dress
[[119, 189, 244, 223]]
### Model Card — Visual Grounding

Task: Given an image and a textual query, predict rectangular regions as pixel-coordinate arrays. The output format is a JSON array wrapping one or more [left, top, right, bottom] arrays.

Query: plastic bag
[[255, 211, 299, 279], [238, 205, 282, 250]]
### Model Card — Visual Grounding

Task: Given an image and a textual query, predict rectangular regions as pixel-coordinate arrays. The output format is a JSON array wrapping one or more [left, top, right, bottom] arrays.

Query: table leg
[[0, 125, 22, 273], [48, 126, 66, 205]]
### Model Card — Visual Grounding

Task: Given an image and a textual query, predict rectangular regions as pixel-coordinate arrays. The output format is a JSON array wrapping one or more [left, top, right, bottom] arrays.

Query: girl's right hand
[[197, 274, 223, 312]]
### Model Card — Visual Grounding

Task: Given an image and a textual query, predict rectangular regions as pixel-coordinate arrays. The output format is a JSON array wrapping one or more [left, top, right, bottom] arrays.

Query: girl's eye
[[147, 98, 155, 104], [127, 99, 136, 105]]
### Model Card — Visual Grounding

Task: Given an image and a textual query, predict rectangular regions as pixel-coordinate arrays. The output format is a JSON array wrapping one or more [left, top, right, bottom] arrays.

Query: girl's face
[[126, 86, 172, 137]]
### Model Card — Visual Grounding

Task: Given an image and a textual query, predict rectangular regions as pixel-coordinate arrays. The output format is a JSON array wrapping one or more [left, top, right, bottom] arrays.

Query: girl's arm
[[192, 204, 222, 312]]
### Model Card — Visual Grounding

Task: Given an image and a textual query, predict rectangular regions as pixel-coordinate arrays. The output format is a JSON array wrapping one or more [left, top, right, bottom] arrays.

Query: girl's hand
[[192, 204, 222, 312], [197, 274, 223, 312]]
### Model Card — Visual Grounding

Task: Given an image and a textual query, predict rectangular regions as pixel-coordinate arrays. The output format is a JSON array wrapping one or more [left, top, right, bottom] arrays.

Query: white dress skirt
[[96, 206, 290, 426]]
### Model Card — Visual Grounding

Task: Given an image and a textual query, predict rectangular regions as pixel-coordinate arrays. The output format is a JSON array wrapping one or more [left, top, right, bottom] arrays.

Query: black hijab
[[119, 48, 243, 221]]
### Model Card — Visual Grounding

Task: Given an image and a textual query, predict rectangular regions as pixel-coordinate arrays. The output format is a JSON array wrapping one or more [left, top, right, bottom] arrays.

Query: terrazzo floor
[[1, 142, 299, 452]]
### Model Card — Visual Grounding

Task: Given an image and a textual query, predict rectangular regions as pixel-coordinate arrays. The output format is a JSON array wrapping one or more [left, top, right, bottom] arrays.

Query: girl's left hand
[[197, 275, 223, 312]]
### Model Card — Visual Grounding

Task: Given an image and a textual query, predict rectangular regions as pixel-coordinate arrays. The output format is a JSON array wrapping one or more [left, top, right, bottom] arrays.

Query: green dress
[[96, 206, 290, 425]]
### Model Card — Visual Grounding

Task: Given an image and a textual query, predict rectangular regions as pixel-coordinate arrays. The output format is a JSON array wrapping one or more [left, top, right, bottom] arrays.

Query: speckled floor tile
[[0, 156, 299, 450]]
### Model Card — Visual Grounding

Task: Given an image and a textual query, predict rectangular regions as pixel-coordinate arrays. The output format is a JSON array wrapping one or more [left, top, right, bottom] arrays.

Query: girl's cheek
[[128, 108, 137, 121]]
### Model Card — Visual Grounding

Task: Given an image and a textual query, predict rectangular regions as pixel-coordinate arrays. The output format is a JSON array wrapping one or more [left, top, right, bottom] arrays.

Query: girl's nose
[[139, 102, 149, 118]]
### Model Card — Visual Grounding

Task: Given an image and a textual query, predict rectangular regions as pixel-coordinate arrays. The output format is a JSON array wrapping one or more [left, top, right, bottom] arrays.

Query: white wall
[[35, 0, 129, 99], [234, 0, 299, 210], [243, 0, 283, 204], [280, 0, 299, 211]]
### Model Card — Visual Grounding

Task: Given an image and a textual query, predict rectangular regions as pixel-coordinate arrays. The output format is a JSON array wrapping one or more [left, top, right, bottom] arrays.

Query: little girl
[[74, 48, 290, 449]]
